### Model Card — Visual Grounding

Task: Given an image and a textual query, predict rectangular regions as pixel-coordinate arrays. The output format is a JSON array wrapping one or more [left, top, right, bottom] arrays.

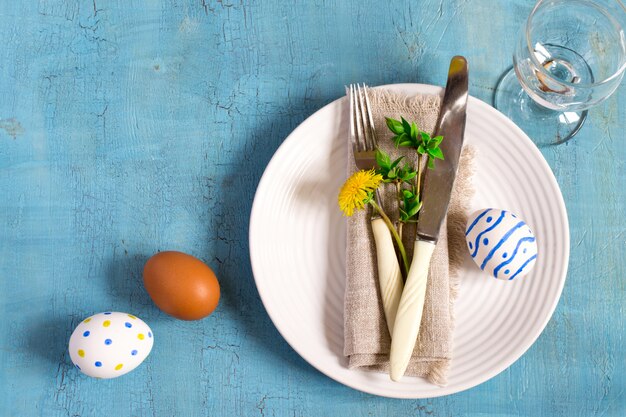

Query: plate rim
[[249, 83, 570, 399]]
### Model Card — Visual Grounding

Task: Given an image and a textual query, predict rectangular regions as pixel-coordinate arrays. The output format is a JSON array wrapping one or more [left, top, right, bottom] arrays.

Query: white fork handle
[[389, 240, 436, 381], [371, 218, 404, 336]]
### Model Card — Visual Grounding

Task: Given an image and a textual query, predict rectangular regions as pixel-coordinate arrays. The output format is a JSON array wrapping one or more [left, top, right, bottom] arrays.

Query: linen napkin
[[343, 88, 475, 386]]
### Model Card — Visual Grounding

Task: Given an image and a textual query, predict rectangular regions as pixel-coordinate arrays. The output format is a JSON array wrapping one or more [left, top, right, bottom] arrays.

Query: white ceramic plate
[[249, 84, 569, 398]]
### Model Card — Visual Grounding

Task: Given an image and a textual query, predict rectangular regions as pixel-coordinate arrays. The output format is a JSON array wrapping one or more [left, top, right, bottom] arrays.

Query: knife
[[389, 56, 469, 381]]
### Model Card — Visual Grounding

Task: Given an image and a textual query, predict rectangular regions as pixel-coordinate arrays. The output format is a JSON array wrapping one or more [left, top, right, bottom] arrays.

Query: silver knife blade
[[416, 56, 469, 242]]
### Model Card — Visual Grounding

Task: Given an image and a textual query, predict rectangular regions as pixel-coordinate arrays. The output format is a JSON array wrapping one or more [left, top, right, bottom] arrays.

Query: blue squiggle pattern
[[470, 210, 506, 257], [493, 236, 536, 278], [479, 221, 526, 270], [509, 254, 538, 280], [465, 208, 491, 236]]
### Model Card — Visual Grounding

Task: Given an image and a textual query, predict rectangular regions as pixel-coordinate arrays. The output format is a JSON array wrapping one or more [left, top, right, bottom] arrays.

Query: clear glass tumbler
[[494, 0, 626, 146]]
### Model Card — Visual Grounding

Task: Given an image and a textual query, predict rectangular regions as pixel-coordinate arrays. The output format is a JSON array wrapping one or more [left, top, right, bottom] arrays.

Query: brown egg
[[143, 251, 220, 320]]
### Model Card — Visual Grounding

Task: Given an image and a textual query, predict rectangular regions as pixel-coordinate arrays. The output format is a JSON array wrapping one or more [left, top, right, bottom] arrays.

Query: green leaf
[[431, 135, 444, 147], [417, 144, 425, 154], [375, 149, 391, 169], [401, 117, 411, 134], [387, 168, 396, 179], [393, 132, 408, 147], [407, 200, 423, 218], [427, 157, 435, 169], [403, 170, 417, 180], [389, 156, 404, 170], [385, 117, 404, 135], [410, 122, 417, 141], [429, 146, 444, 160], [402, 189, 414, 199], [398, 139, 414, 147]]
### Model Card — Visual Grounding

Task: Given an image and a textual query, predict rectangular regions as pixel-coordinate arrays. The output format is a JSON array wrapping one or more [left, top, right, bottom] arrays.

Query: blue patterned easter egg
[[465, 208, 537, 280]]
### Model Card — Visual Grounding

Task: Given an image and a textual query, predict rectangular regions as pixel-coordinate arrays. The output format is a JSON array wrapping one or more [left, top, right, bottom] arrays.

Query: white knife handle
[[371, 218, 404, 336], [389, 239, 436, 381]]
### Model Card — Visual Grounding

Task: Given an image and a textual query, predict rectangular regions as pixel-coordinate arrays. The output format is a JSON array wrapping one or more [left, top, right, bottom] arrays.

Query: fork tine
[[353, 84, 367, 153], [362, 85, 378, 148], [347, 85, 357, 152], [356, 84, 375, 152], [355, 84, 366, 149]]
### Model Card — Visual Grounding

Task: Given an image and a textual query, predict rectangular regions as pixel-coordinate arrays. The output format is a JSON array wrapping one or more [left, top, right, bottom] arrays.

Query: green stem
[[416, 154, 424, 194], [395, 181, 403, 241], [370, 199, 409, 278]]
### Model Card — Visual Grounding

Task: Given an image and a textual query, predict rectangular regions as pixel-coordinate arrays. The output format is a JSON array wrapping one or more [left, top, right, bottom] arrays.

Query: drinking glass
[[494, 0, 626, 146]]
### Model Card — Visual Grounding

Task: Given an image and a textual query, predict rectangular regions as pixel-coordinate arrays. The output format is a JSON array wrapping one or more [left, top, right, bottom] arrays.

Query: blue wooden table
[[1, 1, 624, 416]]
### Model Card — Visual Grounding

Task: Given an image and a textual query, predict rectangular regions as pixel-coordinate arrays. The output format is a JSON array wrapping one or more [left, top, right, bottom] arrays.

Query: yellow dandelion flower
[[338, 169, 383, 216]]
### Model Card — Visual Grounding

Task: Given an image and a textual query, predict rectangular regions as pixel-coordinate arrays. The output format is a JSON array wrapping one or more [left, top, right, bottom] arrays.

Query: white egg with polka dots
[[69, 312, 154, 379], [465, 208, 538, 280]]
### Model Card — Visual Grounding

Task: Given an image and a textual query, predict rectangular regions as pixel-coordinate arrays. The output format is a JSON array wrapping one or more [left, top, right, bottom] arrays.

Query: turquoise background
[[0, 1, 624, 416]]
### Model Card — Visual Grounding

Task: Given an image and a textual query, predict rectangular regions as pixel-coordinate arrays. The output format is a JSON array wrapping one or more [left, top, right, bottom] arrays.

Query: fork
[[348, 84, 404, 336]]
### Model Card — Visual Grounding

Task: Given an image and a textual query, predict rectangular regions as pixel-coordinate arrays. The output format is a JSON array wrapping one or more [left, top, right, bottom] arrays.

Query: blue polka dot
[[483, 238, 489, 245], [148, 332, 152, 338], [131, 350, 138, 356], [505, 269, 510, 274], [486, 216, 492, 222], [523, 248, 527, 253], [512, 214, 517, 218], [75, 364, 81, 370], [104, 339, 112, 345], [95, 361, 102, 367], [83, 331, 90, 337], [125, 322, 132, 328], [502, 252, 507, 258], [104, 312, 111, 315], [469, 242, 473, 249]]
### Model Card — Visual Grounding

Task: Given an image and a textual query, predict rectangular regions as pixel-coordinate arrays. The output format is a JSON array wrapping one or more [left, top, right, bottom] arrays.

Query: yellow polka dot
[[78, 349, 85, 358], [127, 314, 136, 320], [137, 333, 145, 340], [115, 363, 123, 371], [83, 318, 91, 323], [103, 320, 110, 327]]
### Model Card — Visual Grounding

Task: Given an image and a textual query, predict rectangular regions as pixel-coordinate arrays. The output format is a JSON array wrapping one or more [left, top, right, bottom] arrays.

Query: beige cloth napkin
[[343, 88, 475, 386]]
